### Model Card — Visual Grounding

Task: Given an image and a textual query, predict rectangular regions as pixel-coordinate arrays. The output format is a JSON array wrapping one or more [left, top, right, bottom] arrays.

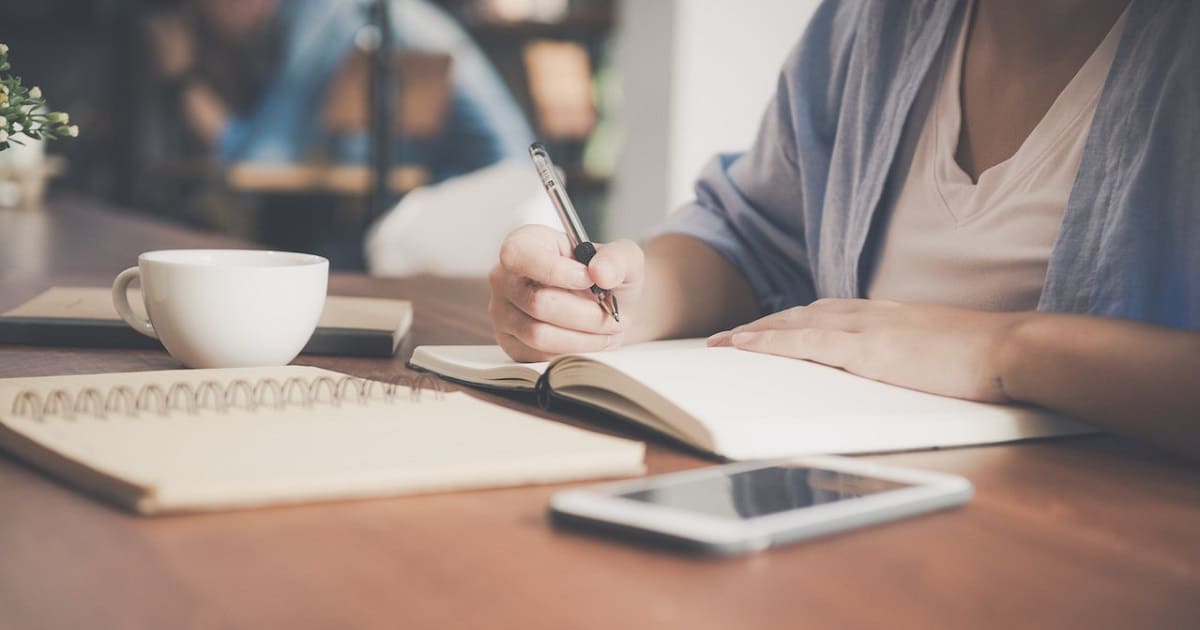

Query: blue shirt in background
[[658, 0, 1199, 330], [217, 0, 533, 183]]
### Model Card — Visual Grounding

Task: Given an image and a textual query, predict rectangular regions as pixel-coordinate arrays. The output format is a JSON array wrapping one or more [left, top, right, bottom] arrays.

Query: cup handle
[[112, 267, 157, 339]]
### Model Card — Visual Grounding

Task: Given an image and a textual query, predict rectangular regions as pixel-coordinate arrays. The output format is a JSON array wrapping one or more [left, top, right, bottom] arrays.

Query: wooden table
[[2, 199, 1199, 630]]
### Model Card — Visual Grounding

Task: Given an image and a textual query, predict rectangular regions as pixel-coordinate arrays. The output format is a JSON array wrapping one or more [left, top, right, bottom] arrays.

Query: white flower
[[28, 86, 42, 100], [65, 125, 78, 138], [0, 116, 6, 129], [0, 129, 7, 143], [0, 44, 8, 55], [47, 112, 68, 124], [11, 122, 21, 132]]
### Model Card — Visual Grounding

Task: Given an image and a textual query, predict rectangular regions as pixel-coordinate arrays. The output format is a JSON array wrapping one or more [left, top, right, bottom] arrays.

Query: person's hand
[[708, 299, 1034, 403], [489, 225, 644, 362]]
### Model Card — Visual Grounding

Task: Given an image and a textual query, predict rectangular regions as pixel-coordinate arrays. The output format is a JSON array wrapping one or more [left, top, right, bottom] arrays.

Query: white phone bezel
[[549, 455, 973, 553]]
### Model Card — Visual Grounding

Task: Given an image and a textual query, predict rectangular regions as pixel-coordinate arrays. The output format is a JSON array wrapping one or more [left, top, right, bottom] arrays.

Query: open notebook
[[410, 340, 1094, 460], [0, 367, 644, 514]]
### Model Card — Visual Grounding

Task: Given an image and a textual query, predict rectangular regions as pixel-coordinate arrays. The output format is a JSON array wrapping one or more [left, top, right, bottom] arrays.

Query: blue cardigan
[[659, 0, 1199, 329]]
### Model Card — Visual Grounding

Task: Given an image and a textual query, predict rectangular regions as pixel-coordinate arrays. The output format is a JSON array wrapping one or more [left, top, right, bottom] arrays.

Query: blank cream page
[[410, 338, 706, 388], [571, 347, 1092, 458]]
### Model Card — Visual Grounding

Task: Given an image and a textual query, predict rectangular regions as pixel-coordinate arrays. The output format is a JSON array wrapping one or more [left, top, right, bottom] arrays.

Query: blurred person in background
[[145, 0, 532, 183]]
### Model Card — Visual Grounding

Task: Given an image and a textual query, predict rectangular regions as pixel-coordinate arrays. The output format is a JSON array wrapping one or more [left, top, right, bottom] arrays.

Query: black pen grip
[[573, 241, 598, 265]]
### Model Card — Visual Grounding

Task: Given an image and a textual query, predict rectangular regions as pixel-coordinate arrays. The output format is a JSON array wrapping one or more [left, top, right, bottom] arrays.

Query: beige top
[[866, 4, 1128, 311]]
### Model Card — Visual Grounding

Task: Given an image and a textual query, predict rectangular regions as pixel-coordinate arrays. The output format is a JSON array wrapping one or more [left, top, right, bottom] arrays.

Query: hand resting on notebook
[[708, 300, 1025, 403], [706, 301, 1200, 458]]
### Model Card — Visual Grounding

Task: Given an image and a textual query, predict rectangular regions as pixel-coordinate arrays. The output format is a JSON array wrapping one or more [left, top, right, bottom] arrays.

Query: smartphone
[[549, 456, 973, 555]]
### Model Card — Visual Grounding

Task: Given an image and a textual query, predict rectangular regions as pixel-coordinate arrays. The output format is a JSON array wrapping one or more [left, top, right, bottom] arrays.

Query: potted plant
[[0, 43, 78, 208], [0, 43, 78, 150]]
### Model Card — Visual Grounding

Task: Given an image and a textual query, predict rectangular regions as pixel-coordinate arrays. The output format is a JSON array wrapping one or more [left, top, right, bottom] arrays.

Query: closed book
[[0, 287, 412, 358]]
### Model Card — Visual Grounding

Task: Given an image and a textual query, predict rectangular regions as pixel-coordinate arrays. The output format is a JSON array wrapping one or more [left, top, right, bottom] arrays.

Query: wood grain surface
[[1, 199, 1198, 630]]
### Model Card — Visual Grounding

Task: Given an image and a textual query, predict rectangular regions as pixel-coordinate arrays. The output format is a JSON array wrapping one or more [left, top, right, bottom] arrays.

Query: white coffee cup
[[112, 249, 329, 369]]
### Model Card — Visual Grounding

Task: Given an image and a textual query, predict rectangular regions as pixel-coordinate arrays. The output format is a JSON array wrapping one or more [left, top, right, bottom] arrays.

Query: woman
[[488, 0, 1200, 456]]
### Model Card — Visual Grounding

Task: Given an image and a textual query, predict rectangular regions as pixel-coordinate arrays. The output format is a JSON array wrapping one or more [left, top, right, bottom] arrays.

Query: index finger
[[498, 225, 594, 290], [708, 301, 870, 346]]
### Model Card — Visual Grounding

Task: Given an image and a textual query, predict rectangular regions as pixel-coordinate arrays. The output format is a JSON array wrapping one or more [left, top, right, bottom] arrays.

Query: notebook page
[[0, 367, 644, 512], [410, 344, 548, 388], [410, 338, 709, 388], [561, 347, 1093, 458]]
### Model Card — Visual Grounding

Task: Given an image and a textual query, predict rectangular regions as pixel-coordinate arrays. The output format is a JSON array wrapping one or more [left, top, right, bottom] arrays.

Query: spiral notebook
[[410, 340, 1096, 460], [0, 367, 645, 514]]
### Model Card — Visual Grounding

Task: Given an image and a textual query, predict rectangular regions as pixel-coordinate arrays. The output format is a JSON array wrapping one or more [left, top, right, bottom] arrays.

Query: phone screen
[[617, 465, 915, 520]]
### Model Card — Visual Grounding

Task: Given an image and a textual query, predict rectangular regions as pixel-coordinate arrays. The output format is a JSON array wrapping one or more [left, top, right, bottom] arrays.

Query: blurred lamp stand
[[364, 0, 398, 224]]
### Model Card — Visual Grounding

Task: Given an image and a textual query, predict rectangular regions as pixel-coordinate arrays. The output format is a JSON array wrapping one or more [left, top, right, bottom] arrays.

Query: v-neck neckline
[[931, 0, 1129, 222]]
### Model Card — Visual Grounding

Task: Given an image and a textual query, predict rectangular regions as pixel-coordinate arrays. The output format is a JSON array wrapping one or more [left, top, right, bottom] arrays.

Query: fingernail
[[707, 330, 732, 346], [731, 332, 760, 346]]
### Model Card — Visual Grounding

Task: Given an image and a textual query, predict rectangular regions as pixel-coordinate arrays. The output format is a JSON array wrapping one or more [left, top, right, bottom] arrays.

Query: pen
[[528, 143, 620, 322]]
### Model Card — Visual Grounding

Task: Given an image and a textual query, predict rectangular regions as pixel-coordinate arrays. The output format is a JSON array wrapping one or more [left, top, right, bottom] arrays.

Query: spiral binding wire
[[10, 374, 446, 423]]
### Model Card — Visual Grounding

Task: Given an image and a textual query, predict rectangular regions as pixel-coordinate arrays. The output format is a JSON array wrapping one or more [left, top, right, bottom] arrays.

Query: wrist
[[991, 312, 1046, 404], [625, 306, 665, 346]]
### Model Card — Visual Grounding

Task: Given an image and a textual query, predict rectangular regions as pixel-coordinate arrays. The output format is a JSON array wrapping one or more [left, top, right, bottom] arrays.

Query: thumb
[[588, 239, 644, 290]]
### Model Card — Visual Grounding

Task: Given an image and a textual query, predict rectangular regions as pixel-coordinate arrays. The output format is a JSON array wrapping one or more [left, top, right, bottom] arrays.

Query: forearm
[[998, 314, 1200, 457], [181, 81, 230, 147], [629, 234, 759, 344]]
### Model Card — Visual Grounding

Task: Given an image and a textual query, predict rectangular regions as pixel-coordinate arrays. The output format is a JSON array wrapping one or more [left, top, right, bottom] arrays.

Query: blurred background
[[0, 0, 816, 273]]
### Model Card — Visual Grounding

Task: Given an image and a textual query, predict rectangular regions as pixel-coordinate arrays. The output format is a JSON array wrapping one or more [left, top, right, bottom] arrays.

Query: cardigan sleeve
[[652, 0, 863, 313]]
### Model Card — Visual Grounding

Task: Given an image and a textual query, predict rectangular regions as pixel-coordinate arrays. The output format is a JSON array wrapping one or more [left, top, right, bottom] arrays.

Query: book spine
[[0, 318, 162, 350], [535, 371, 554, 411]]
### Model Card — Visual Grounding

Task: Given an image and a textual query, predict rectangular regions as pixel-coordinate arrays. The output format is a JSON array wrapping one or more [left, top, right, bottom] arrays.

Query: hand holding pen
[[486, 144, 646, 363], [528, 143, 620, 322]]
